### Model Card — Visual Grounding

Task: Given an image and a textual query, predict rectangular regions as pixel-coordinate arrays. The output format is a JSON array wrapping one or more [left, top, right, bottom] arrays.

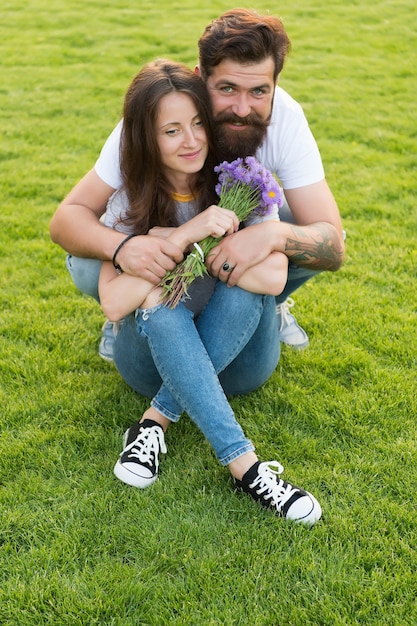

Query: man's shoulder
[[261, 86, 309, 151], [271, 86, 305, 119], [257, 86, 324, 186], [95, 119, 124, 189]]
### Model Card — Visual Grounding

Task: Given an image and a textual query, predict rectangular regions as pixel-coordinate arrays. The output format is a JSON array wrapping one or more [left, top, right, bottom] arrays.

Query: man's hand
[[115, 235, 184, 284], [207, 215, 345, 285]]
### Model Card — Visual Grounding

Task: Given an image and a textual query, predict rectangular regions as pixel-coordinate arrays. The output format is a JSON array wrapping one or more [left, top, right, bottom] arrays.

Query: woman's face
[[156, 92, 208, 188]]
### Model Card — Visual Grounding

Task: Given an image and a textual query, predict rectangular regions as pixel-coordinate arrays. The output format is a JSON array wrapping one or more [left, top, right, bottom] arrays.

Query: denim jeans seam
[[151, 398, 181, 423], [219, 442, 255, 466]]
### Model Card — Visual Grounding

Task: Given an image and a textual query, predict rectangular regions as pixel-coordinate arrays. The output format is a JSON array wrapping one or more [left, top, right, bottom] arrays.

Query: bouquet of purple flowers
[[160, 156, 284, 308]]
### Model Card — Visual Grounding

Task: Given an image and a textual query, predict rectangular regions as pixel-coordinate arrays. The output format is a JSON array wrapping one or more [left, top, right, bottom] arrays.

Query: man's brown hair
[[198, 8, 291, 82]]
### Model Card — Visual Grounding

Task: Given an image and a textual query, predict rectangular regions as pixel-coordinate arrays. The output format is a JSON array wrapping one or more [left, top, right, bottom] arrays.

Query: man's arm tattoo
[[285, 225, 344, 271]]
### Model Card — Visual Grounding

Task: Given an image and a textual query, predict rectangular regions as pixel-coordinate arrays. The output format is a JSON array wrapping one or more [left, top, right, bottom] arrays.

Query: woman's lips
[[180, 150, 202, 159]]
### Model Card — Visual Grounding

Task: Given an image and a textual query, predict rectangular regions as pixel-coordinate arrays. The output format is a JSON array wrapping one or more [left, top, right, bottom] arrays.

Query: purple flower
[[215, 157, 283, 218]]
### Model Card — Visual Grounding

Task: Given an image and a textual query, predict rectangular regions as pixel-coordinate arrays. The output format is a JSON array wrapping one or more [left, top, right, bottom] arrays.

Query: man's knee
[[66, 255, 102, 301]]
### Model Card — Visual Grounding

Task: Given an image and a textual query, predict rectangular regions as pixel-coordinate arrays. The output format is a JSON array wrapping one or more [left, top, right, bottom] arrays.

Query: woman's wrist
[[167, 228, 189, 251]]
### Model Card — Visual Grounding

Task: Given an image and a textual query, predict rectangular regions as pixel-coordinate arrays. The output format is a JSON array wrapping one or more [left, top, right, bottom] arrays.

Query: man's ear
[[194, 65, 201, 76]]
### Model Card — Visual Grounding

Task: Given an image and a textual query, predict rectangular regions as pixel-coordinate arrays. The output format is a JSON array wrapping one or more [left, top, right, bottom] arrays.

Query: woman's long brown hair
[[120, 59, 218, 235]]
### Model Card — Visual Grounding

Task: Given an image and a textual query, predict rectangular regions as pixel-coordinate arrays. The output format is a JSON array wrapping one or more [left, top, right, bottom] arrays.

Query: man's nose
[[231, 94, 251, 118]]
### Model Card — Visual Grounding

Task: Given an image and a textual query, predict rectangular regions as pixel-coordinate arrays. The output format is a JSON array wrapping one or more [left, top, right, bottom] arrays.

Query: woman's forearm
[[99, 262, 156, 321], [236, 252, 288, 296]]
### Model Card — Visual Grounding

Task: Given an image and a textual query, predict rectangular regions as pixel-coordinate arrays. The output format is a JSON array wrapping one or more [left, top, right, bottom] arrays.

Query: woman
[[98, 60, 321, 525]]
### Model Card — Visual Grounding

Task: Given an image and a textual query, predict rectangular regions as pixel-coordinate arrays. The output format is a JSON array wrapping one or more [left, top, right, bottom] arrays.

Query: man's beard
[[212, 111, 270, 161]]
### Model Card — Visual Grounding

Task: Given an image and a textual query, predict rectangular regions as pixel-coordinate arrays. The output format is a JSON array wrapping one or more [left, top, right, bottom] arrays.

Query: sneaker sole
[[280, 339, 309, 350], [113, 460, 158, 489]]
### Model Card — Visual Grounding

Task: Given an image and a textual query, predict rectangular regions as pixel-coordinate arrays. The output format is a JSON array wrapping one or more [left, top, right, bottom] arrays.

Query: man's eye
[[220, 86, 234, 94], [253, 88, 265, 96]]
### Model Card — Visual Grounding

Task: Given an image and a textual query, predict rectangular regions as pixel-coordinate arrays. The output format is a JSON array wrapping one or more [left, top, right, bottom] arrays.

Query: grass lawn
[[1, 0, 416, 624]]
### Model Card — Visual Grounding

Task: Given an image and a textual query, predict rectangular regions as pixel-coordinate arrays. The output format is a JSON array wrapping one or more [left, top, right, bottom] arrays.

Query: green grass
[[1, 0, 416, 624]]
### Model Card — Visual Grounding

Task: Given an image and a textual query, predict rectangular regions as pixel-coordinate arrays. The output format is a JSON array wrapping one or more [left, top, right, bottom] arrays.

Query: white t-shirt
[[95, 86, 324, 191], [255, 86, 324, 188]]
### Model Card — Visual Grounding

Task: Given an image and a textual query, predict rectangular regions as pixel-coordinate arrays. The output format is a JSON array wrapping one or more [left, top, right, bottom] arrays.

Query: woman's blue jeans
[[115, 282, 279, 465], [64, 255, 319, 464]]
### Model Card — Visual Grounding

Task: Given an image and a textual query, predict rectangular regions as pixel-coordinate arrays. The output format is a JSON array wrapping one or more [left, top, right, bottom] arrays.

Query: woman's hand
[[148, 226, 176, 239], [169, 205, 239, 250]]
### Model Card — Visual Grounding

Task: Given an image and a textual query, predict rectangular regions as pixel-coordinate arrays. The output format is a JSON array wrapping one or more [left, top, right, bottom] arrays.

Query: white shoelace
[[275, 297, 296, 332], [249, 461, 299, 511], [123, 425, 167, 470]]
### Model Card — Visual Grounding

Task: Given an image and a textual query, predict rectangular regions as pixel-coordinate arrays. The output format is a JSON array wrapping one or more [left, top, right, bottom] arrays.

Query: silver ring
[[222, 262, 232, 272]]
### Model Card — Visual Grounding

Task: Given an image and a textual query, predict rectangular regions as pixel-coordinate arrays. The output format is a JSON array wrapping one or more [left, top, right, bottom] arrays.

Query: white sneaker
[[276, 298, 309, 349], [235, 461, 322, 525], [114, 419, 167, 488], [98, 320, 117, 362]]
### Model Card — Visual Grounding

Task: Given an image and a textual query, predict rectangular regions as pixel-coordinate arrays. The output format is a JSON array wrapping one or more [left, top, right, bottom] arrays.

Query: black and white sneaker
[[114, 419, 167, 488], [234, 461, 322, 525]]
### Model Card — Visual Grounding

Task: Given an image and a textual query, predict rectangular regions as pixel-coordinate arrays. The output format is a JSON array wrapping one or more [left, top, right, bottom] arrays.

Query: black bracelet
[[112, 233, 137, 274]]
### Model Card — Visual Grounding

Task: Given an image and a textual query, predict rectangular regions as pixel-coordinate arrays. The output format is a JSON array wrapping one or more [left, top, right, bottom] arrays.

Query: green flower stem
[[160, 183, 267, 308]]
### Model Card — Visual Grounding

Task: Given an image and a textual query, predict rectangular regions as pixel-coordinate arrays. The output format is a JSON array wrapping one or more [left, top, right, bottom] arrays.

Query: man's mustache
[[213, 111, 268, 129]]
